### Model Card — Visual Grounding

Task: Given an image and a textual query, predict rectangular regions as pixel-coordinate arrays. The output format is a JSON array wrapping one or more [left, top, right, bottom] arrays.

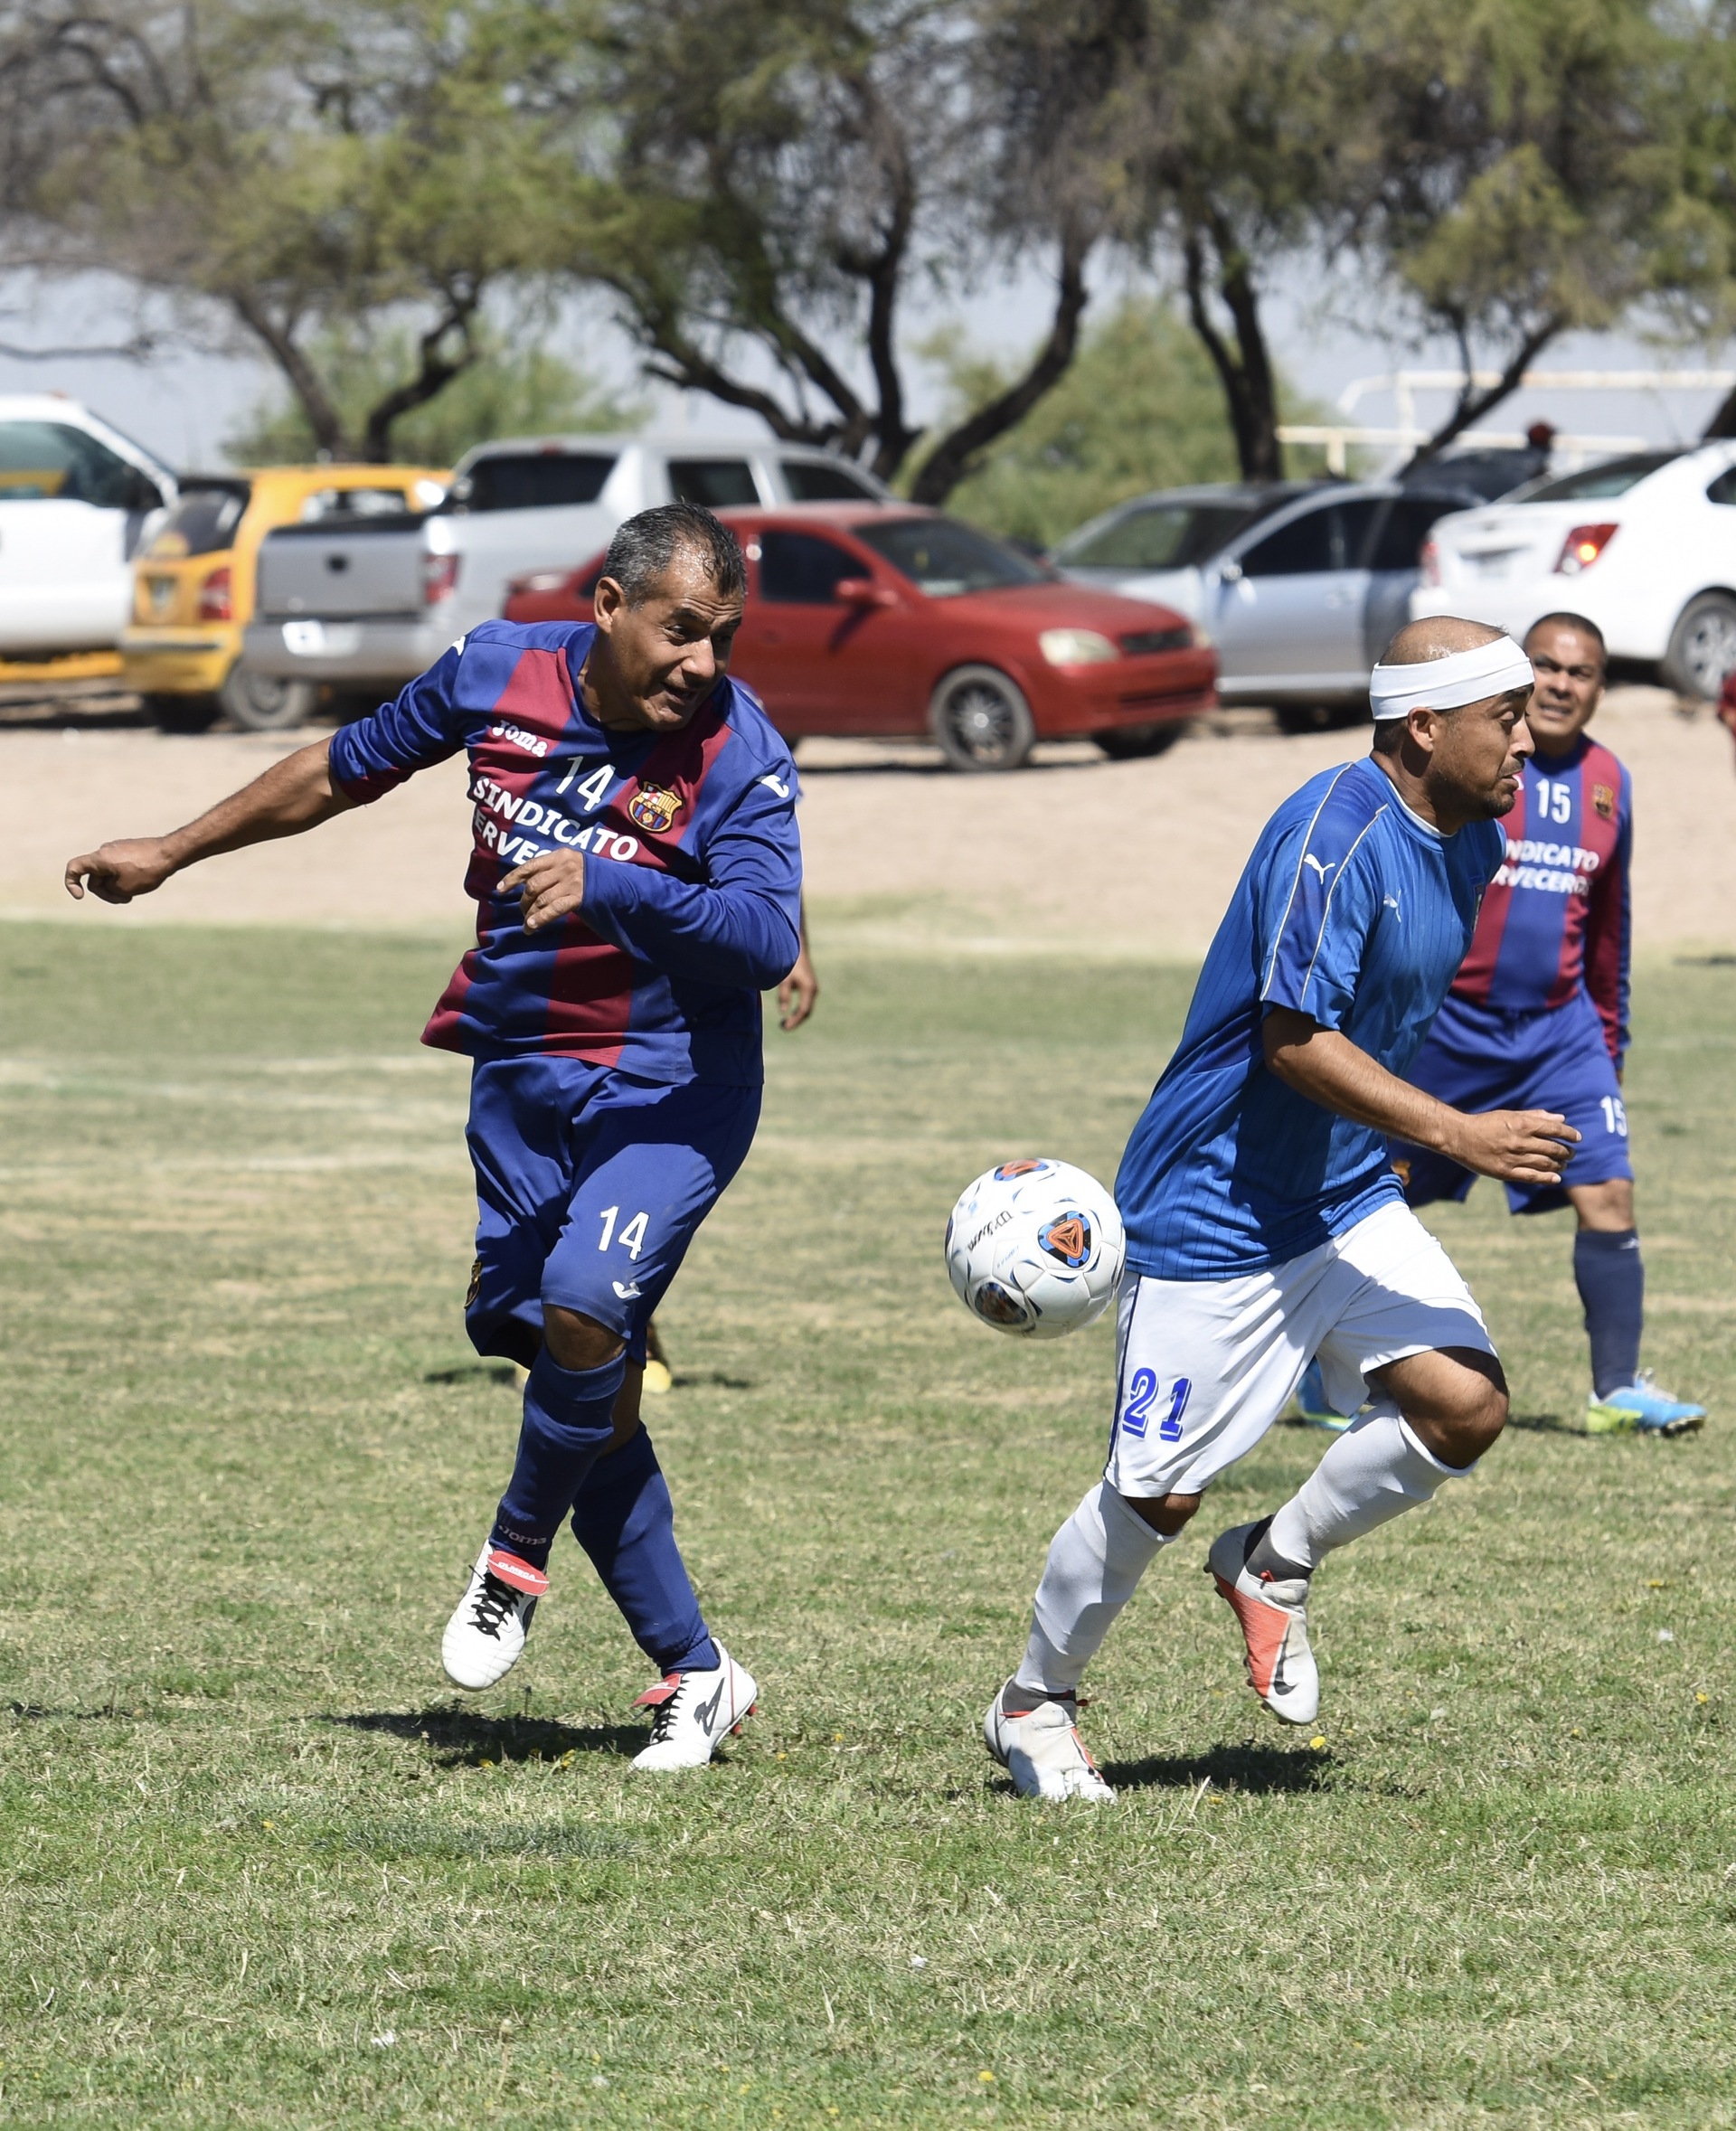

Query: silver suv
[[1055, 479, 1484, 729]]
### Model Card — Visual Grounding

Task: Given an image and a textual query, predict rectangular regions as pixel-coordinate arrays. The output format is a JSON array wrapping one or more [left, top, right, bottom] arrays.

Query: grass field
[[3, 921, 1735, 2129]]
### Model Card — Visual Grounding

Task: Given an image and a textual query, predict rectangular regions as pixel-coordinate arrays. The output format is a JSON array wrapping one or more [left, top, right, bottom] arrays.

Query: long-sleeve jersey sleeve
[[579, 770, 802, 991]]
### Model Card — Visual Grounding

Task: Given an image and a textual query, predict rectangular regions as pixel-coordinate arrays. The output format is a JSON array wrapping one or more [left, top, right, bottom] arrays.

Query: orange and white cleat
[[1207, 1520, 1318, 1725], [629, 1645, 757, 1771], [983, 1679, 1115, 1803]]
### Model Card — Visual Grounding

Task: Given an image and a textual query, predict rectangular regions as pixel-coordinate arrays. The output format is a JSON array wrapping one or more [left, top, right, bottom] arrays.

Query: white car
[[1410, 443, 1736, 696], [0, 394, 176, 655]]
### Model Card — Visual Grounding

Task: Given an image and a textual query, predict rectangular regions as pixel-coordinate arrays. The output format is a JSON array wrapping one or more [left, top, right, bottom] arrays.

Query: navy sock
[[491, 1347, 627, 1569], [1575, 1228, 1644, 1399], [569, 1427, 718, 1674]]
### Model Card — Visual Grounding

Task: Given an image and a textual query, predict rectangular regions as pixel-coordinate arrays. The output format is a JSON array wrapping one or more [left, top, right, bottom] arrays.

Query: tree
[[559, 0, 1122, 499], [1, 1, 575, 460], [1347, 0, 1706, 465]]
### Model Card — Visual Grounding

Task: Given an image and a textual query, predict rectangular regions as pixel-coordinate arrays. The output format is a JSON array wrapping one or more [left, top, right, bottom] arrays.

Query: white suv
[[1410, 443, 1736, 696], [0, 395, 176, 656]]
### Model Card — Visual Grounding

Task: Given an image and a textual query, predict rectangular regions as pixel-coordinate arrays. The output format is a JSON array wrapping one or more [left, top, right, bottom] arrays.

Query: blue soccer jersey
[[328, 621, 802, 1087], [1118, 755, 1504, 1279]]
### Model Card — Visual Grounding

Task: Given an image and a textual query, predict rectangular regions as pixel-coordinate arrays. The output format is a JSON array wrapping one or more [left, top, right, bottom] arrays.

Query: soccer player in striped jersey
[[1386, 611, 1702, 1435], [986, 619, 1575, 1804], [64, 503, 801, 1770]]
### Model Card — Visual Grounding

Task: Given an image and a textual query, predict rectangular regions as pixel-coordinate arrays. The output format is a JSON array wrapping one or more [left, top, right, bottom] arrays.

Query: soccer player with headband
[[986, 617, 1578, 1804]]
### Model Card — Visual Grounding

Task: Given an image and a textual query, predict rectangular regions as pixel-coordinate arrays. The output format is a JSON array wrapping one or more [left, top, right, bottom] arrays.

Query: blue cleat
[[1287, 1358, 1353, 1433], [1586, 1372, 1706, 1438]]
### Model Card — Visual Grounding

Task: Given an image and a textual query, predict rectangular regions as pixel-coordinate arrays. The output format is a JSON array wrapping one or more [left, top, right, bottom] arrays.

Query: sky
[[2, 259, 1729, 480]]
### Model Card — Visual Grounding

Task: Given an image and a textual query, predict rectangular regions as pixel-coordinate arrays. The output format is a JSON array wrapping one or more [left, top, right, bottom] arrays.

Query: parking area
[[5, 687, 1734, 959]]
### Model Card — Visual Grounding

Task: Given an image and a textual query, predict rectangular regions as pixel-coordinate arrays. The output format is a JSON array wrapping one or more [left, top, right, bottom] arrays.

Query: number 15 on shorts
[[1119, 1369, 1192, 1442]]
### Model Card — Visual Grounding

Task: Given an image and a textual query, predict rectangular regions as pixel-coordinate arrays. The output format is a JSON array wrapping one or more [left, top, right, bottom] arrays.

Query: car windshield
[[1055, 500, 1269, 571], [1522, 451, 1680, 502], [851, 516, 1049, 596]]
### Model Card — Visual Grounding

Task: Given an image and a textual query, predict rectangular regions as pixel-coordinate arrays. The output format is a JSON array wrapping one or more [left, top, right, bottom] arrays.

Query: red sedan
[[503, 504, 1216, 770]]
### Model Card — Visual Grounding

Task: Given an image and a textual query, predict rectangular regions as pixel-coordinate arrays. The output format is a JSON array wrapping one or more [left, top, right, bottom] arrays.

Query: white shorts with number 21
[[1105, 1200, 1495, 1499]]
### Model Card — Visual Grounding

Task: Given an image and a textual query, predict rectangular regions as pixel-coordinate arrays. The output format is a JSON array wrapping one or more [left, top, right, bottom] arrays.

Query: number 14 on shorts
[[1120, 1369, 1192, 1441], [598, 1204, 649, 1259]]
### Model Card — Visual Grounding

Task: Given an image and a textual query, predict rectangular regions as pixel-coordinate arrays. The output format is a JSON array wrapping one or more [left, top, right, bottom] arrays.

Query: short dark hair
[[601, 501, 746, 607], [1526, 610, 1606, 661]]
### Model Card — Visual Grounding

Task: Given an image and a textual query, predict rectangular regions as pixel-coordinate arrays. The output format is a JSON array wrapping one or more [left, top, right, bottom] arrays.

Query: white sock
[[1265, 1400, 1472, 1574], [1014, 1481, 1169, 1698]]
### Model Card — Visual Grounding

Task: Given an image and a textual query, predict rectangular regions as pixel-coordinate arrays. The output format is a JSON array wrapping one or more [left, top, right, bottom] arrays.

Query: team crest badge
[[627, 784, 682, 834], [1390, 1156, 1412, 1188], [465, 1256, 483, 1307], [1593, 782, 1615, 819]]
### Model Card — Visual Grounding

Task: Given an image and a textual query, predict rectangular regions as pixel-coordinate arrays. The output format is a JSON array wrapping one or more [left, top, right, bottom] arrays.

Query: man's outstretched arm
[[64, 737, 356, 905], [1262, 1006, 1578, 1188]]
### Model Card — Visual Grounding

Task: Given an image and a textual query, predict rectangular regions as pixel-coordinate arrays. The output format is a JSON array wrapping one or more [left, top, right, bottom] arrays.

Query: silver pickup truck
[[238, 431, 889, 724]]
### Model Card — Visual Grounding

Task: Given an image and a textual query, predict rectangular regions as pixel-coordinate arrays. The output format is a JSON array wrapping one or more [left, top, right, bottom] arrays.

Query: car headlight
[[1039, 627, 1119, 666]]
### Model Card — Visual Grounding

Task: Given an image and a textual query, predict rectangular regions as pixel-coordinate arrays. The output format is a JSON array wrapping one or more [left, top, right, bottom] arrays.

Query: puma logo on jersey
[[1383, 892, 1401, 917], [1303, 853, 1335, 882], [760, 774, 791, 798]]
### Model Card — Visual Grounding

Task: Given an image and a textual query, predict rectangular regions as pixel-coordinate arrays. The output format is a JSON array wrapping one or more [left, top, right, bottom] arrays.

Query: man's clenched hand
[[500, 849, 587, 931], [64, 836, 179, 905], [1444, 1108, 1580, 1187]]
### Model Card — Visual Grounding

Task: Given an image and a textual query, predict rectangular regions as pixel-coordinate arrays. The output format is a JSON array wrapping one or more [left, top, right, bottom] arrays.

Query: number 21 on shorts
[[597, 1204, 649, 1260], [1119, 1369, 1192, 1442]]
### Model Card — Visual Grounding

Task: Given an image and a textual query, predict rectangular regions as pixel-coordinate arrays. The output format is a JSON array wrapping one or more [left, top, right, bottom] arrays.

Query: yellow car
[[123, 463, 448, 731]]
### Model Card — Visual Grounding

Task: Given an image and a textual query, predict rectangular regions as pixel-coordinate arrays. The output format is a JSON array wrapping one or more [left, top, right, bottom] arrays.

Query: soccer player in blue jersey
[[986, 618, 1578, 1804], [65, 502, 801, 1772]]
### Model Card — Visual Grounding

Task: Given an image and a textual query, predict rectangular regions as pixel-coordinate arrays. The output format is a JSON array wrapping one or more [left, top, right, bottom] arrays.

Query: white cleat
[[1207, 1520, 1319, 1726], [983, 1681, 1116, 1803], [440, 1543, 548, 1692], [629, 1645, 757, 1772]]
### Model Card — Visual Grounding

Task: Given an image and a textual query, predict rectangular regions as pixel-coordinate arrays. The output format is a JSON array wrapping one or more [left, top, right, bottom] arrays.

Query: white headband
[[1368, 635, 1534, 721]]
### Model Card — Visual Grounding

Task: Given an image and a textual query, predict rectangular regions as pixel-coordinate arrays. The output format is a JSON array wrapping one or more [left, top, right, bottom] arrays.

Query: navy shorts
[[463, 1058, 761, 1367], [1395, 990, 1631, 1216]]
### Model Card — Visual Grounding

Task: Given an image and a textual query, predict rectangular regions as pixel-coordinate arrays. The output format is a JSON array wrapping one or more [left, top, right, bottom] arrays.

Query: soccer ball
[[945, 1158, 1125, 1340]]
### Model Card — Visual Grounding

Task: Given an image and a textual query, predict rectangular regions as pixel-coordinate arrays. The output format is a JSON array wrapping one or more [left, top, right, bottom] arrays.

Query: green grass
[[2, 922, 1735, 2128]]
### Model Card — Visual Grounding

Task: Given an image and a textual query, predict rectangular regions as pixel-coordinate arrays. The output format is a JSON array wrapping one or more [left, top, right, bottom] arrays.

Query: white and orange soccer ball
[[945, 1158, 1125, 1340]]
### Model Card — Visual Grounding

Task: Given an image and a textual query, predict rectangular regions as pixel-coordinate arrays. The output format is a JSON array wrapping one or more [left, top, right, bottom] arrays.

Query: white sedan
[[1410, 442, 1736, 696]]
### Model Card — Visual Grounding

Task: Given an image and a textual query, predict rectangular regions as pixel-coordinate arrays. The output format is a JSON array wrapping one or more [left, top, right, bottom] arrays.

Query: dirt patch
[[5, 689, 1732, 957]]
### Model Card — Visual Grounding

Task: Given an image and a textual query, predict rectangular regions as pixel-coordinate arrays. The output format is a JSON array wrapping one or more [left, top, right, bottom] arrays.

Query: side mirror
[[1217, 557, 1243, 583], [835, 576, 894, 608]]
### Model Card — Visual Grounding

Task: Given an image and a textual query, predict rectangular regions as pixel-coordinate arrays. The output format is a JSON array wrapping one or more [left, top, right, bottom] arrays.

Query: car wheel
[[929, 665, 1036, 772], [1662, 592, 1736, 699], [219, 666, 318, 732], [1093, 721, 1188, 759], [145, 693, 222, 735]]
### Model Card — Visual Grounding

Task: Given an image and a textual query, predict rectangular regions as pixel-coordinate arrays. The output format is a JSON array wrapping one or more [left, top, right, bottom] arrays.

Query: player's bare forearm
[[64, 738, 355, 905], [1262, 1007, 1579, 1186]]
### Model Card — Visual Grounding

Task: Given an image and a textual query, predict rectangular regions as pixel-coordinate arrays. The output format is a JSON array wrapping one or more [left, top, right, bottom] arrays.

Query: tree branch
[[907, 224, 1090, 506], [225, 289, 349, 457], [360, 289, 481, 462], [1403, 314, 1565, 468]]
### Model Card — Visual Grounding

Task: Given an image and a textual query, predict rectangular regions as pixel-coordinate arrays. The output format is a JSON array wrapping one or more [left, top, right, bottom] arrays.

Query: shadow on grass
[[1099, 1741, 1335, 1796], [668, 1370, 755, 1391], [329, 1706, 644, 1768], [1506, 1411, 1573, 1433], [423, 1362, 519, 1387]]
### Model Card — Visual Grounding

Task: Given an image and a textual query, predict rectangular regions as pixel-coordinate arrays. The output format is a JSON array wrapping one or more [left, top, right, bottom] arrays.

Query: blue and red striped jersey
[[1450, 734, 1631, 1061], [327, 620, 802, 1086]]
